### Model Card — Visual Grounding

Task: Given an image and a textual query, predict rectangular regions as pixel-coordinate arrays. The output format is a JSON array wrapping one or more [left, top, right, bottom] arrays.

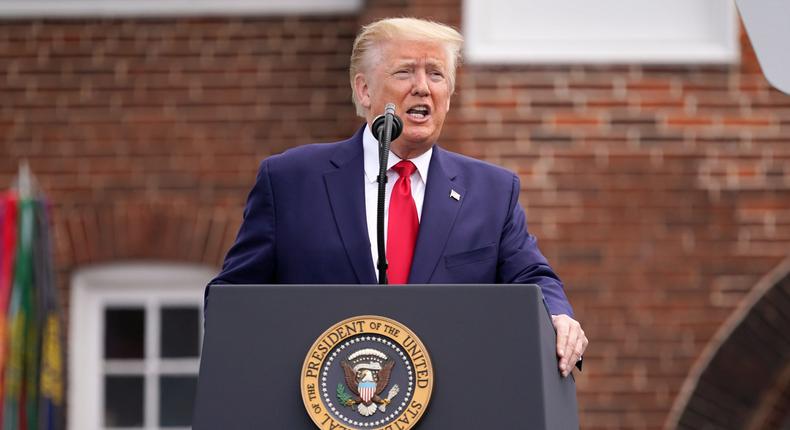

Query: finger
[[578, 330, 588, 356], [562, 326, 579, 374], [555, 318, 570, 358], [568, 332, 585, 370]]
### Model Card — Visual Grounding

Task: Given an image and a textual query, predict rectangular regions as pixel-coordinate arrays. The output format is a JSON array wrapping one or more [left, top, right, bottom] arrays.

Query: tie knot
[[392, 160, 416, 178]]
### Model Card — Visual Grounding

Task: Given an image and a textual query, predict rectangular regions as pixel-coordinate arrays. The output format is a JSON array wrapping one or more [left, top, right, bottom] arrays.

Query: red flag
[[0, 192, 19, 422]]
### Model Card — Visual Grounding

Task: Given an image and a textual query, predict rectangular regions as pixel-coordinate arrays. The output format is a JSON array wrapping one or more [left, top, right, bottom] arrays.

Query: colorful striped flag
[[0, 181, 64, 430]]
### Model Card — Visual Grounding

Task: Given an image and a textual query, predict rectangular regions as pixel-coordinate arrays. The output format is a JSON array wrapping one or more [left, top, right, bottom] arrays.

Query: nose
[[411, 69, 430, 97]]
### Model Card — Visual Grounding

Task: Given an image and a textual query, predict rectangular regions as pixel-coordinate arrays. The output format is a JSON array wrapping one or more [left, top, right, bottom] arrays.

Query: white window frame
[[463, 0, 740, 64], [0, 0, 362, 18], [69, 263, 215, 430]]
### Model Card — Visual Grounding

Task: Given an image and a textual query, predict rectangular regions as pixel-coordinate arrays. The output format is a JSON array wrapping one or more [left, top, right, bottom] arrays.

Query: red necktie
[[387, 160, 419, 284]]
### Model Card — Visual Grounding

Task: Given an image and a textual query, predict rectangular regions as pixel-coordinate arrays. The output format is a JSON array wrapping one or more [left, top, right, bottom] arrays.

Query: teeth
[[407, 106, 429, 117]]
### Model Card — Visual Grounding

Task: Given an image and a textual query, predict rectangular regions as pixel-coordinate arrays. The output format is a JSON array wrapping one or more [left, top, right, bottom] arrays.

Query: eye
[[393, 69, 410, 78]]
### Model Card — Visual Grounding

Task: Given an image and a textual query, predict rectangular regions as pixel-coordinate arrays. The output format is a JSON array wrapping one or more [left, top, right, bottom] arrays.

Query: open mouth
[[406, 105, 431, 120]]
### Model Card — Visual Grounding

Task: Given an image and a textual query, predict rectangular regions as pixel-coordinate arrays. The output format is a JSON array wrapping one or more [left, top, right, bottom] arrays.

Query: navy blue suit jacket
[[209, 126, 573, 316]]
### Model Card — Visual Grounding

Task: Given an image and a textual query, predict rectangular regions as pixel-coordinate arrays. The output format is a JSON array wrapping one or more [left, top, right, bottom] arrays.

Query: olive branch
[[336, 384, 356, 407]]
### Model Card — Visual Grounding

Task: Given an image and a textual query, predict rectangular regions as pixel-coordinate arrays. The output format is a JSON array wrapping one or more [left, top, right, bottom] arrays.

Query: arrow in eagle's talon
[[379, 384, 401, 412]]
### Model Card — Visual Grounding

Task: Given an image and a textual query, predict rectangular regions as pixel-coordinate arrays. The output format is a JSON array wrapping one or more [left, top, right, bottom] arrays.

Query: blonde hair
[[349, 17, 464, 117]]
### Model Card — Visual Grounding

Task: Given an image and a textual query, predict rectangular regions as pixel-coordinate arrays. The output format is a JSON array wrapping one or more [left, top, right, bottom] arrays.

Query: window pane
[[160, 307, 200, 358], [159, 375, 198, 427], [104, 308, 145, 359], [104, 375, 144, 427]]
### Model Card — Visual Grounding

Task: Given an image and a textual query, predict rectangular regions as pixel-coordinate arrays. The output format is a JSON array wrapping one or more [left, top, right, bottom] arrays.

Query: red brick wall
[[2, 2, 790, 429]]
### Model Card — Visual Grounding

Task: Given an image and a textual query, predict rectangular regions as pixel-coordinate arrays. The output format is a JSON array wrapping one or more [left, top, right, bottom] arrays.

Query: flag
[[1, 180, 63, 430], [4, 197, 34, 429], [0, 193, 19, 424], [36, 201, 63, 430]]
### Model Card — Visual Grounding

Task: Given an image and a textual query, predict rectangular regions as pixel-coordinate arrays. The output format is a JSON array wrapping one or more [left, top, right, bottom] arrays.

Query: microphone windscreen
[[372, 103, 403, 142]]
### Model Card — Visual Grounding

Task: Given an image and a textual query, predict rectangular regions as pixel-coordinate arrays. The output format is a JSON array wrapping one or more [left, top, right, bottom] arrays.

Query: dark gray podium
[[194, 284, 579, 429]]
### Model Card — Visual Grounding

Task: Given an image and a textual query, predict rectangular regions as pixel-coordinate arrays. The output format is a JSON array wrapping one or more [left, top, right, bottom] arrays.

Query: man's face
[[355, 39, 452, 159]]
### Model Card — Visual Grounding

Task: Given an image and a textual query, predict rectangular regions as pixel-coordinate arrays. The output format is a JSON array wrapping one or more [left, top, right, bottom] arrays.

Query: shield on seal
[[358, 380, 376, 403]]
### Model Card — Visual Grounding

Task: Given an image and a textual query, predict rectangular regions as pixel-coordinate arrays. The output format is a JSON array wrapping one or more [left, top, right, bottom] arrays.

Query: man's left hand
[[551, 314, 588, 378]]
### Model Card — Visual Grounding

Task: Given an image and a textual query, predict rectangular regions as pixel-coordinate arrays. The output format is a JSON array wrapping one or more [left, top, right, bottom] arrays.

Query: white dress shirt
[[363, 124, 432, 280]]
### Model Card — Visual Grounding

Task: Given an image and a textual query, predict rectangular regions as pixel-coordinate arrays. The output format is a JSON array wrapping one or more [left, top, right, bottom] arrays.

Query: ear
[[354, 73, 371, 110]]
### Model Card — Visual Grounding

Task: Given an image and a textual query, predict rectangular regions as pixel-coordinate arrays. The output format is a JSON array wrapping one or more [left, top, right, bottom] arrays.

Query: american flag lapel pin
[[450, 189, 461, 201]]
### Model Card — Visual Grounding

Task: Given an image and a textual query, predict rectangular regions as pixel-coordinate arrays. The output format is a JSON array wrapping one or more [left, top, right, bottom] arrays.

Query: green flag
[[4, 198, 34, 429]]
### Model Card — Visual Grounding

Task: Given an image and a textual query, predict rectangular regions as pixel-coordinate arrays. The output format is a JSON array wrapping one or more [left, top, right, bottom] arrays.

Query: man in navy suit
[[209, 17, 588, 377]]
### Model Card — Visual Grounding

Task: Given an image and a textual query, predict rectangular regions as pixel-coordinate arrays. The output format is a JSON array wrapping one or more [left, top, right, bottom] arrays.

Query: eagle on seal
[[341, 357, 396, 416]]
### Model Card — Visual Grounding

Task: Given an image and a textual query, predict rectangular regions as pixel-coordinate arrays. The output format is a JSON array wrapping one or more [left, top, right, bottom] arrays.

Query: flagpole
[[16, 160, 33, 200]]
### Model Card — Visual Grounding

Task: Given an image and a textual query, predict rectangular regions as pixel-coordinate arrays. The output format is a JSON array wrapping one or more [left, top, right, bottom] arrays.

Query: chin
[[401, 135, 432, 148], [403, 129, 436, 143]]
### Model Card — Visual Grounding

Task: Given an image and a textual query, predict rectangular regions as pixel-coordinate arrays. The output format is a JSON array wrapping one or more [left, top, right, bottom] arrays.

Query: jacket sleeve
[[204, 159, 277, 311], [497, 174, 574, 317]]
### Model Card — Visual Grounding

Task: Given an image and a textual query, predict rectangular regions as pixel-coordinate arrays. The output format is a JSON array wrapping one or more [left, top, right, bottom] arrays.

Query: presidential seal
[[301, 316, 433, 430]]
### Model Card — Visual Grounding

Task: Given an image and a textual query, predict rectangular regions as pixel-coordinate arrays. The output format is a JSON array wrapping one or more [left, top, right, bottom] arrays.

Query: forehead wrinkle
[[392, 59, 417, 68], [391, 57, 447, 69]]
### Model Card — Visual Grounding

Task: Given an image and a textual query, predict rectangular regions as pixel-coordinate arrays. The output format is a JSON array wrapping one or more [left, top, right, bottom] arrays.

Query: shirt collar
[[363, 124, 433, 184]]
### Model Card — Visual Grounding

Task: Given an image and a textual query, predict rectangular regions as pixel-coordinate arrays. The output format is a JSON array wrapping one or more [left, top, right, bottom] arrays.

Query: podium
[[193, 284, 579, 429]]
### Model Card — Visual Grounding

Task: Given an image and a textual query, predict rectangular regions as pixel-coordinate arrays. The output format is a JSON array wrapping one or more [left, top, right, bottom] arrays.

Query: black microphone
[[372, 104, 404, 142], [372, 103, 403, 285]]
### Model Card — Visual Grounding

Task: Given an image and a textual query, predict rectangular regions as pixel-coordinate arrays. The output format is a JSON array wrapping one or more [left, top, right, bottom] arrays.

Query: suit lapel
[[324, 128, 377, 284], [409, 147, 465, 283]]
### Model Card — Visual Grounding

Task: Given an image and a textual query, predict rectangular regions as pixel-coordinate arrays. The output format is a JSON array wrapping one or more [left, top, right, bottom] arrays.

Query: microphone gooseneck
[[373, 103, 403, 285]]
